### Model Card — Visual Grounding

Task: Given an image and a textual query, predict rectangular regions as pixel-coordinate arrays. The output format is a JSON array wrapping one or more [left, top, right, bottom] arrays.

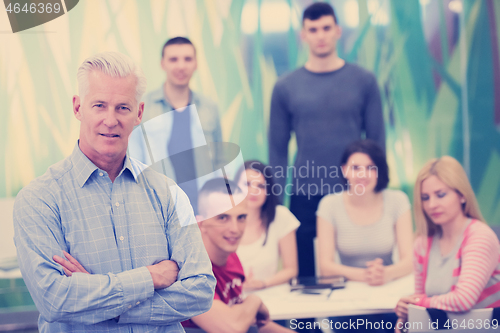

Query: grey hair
[[77, 52, 147, 104]]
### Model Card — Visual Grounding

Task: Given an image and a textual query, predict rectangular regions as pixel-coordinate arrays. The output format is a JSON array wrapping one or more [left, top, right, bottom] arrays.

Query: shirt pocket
[[127, 197, 170, 267]]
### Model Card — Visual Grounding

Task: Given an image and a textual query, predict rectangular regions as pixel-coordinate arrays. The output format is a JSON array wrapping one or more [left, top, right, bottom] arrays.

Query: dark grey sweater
[[268, 63, 385, 197]]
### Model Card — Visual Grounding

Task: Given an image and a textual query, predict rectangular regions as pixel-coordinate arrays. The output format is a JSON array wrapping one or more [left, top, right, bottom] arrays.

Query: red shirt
[[182, 253, 245, 328]]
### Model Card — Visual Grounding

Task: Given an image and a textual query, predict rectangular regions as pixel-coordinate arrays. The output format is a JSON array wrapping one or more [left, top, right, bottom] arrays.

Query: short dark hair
[[234, 160, 279, 238], [340, 140, 389, 192], [161, 37, 196, 58], [302, 2, 338, 24], [199, 178, 241, 198]]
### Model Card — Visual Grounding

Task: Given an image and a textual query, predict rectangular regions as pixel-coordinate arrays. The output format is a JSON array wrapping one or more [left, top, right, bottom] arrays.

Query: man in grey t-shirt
[[268, 2, 385, 277]]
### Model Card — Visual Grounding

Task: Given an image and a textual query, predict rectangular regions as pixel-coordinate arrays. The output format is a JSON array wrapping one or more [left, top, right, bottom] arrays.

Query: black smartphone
[[289, 276, 346, 291]]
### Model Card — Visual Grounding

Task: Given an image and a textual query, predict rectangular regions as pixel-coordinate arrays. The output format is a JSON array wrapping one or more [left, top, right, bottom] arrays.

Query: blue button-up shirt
[[13, 143, 215, 332]]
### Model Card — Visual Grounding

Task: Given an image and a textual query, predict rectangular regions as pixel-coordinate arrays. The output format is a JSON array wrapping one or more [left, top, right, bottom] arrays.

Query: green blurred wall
[[0, 0, 499, 224]]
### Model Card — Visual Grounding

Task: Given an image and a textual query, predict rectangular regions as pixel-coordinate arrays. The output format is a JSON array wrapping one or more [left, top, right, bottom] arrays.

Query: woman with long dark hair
[[234, 160, 300, 290]]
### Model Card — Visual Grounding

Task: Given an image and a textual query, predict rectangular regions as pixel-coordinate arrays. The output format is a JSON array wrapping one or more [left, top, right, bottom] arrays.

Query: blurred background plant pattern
[[1, 0, 499, 312]]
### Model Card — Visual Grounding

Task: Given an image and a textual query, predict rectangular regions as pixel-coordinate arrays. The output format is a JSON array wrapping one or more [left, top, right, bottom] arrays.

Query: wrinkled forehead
[[83, 71, 138, 100]]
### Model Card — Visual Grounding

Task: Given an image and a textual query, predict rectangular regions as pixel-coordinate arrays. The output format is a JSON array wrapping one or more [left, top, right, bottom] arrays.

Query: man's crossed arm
[[53, 251, 179, 290], [14, 183, 215, 326]]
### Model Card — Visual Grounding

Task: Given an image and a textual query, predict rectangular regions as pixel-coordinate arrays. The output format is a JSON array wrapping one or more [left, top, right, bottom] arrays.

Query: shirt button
[[136, 301, 140, 305], [115, 202, 120, 207], [99, 172, 103, 176], [120, 236, 124, 241]]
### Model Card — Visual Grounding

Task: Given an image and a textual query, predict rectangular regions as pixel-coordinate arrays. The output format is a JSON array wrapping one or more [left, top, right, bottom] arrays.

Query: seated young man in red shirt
[[182, 178, 294, 333]]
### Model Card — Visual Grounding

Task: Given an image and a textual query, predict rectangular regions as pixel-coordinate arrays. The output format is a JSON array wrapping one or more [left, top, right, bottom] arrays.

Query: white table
[[253, 274, 415, 320]]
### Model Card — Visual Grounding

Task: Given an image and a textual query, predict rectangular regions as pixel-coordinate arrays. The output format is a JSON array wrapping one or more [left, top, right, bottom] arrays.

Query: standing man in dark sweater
[[269, 2, 385, 277]]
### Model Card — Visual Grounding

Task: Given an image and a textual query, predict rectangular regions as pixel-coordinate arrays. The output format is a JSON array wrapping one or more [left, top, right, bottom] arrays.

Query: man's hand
[[255, 301, 270, 327], [54, 252, 179, 289], [395, 294, 422, 321], [147, 260, 179, 289], [53, 251, 89, 276], [365, 258, 387, 286]]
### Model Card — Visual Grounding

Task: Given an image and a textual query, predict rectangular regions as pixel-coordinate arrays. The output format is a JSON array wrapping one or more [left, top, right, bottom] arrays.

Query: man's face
[[199, 193, 248, 259], [73, 71, 144, 164], [161, 44, 197, 88], [301, 15, 341, 58]]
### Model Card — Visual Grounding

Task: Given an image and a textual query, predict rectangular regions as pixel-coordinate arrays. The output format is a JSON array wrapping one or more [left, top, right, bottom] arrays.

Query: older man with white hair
[[13, 52, 215, 332]]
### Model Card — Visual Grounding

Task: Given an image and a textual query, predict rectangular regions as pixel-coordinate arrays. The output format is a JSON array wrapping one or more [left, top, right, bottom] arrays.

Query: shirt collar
[[123, 154, 141, 183], [70, 142, 140, 188], [152, 84, 197, 109]]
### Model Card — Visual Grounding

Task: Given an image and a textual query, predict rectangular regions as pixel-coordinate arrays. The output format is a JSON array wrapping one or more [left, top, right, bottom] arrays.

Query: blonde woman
[[395, 156, 500, 330]]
